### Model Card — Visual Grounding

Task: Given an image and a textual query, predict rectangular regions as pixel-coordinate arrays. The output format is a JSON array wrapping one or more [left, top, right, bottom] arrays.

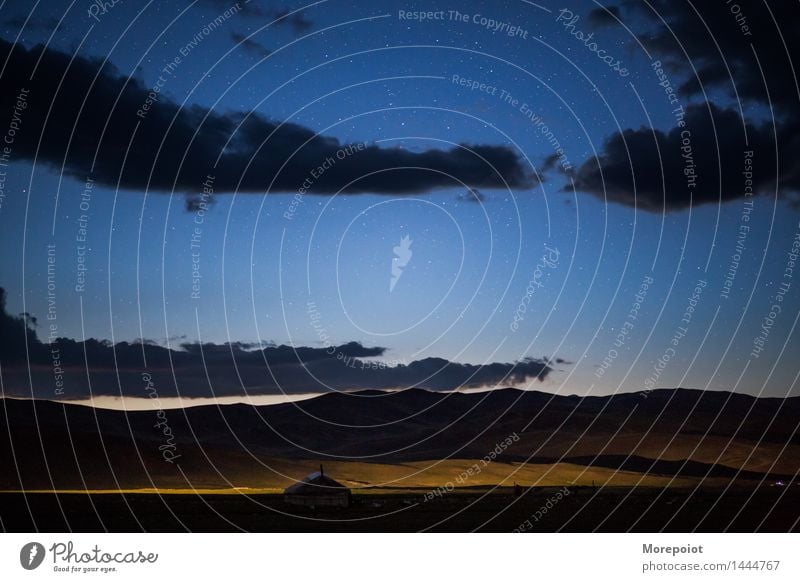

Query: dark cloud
[[569, 102, 794, 210], [0, 287, 555, 399], [568, 1, 800, 210], [458, 187, 486, 203], [631, 0, 799, 113], [0, 39, 536, 198], [542, 152, 573, 174], [204, 1, 314, 35], [268, 8, 313, 35], [230, 32, 272, 58], [0, 288, 40, 365], [587, 6, 621, 29], [185, 194, 216, 212]]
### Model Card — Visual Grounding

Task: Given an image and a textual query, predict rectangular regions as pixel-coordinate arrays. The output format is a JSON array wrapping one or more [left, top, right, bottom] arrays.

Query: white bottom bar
[[1, 533, 796, 581]]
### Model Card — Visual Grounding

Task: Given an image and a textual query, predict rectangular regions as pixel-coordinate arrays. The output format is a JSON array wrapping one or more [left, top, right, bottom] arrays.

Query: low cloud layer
[[0, 288, 554, 399]]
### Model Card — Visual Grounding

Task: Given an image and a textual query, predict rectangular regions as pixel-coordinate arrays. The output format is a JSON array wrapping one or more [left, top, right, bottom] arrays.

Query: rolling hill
[[1, 388, 798, 490]]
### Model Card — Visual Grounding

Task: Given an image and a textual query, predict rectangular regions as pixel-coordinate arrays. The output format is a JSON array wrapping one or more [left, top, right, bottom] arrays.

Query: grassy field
[[3, 456, 795, 532], [18, 457, 766, 492], [1, 485, 797, 532]]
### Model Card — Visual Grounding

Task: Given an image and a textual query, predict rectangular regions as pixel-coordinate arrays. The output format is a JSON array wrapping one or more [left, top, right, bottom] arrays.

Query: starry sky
[[1, 0, 799, 400]]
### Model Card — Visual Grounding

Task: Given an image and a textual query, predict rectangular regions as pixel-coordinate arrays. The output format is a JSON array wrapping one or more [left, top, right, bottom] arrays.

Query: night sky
[[1, 0, 799, 402]]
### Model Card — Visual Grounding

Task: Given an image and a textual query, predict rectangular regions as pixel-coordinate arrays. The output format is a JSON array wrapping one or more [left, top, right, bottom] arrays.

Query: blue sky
[[1, 0, 799, 399]]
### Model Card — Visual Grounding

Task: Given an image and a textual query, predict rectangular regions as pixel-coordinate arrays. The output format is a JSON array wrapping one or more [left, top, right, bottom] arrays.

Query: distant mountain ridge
[[1, 388, 798, 490]]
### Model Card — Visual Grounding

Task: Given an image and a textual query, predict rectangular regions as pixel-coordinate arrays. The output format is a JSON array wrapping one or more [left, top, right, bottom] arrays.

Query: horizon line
[[1, 385, 793, 412]]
